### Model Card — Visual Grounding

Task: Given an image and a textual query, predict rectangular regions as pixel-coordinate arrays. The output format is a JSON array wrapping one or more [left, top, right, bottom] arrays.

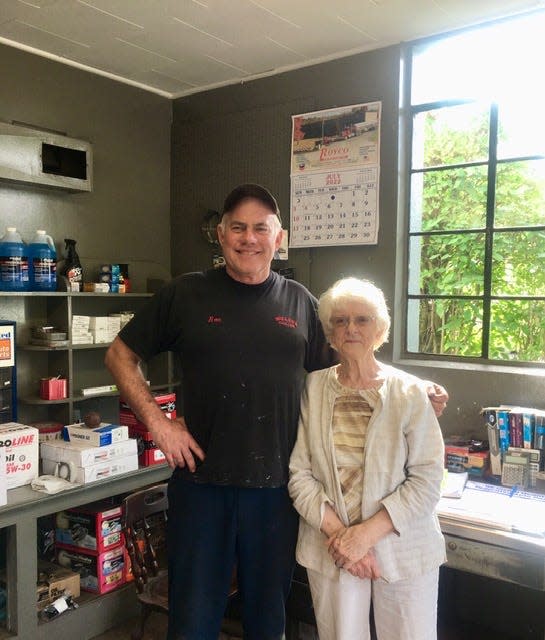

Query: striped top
[[331, 372, 380, 525]]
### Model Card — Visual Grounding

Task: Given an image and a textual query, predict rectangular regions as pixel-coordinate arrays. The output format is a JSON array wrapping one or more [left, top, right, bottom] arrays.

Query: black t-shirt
[[119, 268, 332, 487]]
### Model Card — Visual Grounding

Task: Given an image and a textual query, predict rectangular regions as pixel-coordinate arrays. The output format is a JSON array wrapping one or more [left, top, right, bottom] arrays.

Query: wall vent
[[0, 122, 92, 192]]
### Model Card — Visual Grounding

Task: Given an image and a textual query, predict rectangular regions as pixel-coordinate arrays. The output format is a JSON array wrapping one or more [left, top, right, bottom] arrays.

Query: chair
[[123, 483, 169, 640], [122, 482, 240, 640]]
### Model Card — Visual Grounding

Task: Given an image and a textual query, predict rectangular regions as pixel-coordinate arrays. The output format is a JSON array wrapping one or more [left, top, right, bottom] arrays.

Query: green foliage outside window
[[408, 107, 545, 362]]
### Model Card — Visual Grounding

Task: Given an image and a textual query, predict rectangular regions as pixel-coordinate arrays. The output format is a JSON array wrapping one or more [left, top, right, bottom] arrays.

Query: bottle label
[[32, 257, 56, 284], [66, 266, 83, 283], [0, 256, 29, 283]]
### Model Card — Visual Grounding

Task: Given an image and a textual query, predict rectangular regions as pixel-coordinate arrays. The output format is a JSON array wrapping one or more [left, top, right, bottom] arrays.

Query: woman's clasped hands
[[327, 524, 381, 580]]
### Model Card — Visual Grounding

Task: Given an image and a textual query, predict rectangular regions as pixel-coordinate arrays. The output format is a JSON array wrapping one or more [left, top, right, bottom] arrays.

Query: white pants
[[307, 567, 439, 640]]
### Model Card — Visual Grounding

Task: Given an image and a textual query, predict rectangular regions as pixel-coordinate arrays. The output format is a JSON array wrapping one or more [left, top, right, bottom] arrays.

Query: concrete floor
[[89, 611, 242, 640], [89, 612, 515, 640]]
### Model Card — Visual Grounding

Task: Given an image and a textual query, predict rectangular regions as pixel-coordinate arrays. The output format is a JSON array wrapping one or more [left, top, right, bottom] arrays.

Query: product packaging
[[40, 377, 67, 400], [119, 392, 175, 466], [0, 422, 39, 488], [64, 422, 129, 447], [55, 545, 125, 594], [0, 447, 6, 506], [41, 437, 137, 468], [41, 452, 138, 484], [54, 502, 124, 553], [36, 560, 80, 611]]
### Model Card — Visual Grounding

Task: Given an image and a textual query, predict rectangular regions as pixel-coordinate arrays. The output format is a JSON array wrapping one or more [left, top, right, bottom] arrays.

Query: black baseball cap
[[221, 183, 282, 224]]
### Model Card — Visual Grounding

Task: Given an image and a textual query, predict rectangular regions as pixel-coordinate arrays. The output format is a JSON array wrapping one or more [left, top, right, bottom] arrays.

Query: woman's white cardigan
[[288, 365, 447, 583]]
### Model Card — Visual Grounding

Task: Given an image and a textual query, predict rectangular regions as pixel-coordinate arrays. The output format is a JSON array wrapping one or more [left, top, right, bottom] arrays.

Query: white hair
[[318, 277, 391, 349]]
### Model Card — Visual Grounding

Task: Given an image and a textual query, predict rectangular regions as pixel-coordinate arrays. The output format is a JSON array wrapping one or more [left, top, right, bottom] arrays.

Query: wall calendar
[[289, 102, 381, 248]]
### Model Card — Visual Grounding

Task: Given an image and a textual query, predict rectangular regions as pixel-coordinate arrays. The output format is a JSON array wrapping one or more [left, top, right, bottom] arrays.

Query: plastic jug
[[28, 230, 57, 291], [0, 227, 29, 291]]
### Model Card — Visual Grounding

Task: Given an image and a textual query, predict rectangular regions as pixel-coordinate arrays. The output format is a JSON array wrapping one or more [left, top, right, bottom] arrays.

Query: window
[[405, 11, 545, 364]]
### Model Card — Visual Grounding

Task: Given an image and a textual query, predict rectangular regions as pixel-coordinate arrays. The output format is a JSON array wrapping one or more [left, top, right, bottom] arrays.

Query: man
[[105, 183, 447, 640]]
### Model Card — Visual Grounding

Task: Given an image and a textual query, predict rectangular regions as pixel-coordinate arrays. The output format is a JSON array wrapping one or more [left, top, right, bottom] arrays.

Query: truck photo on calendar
[[290, 102, 381, 248]]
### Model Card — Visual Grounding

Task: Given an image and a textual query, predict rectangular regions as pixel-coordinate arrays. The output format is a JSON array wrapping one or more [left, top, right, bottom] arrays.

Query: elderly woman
[[288, 277, 446, 640]]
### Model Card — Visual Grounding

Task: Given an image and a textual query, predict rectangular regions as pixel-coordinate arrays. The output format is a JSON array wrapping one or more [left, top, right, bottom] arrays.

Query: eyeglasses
[[331, 315, 376, 329]]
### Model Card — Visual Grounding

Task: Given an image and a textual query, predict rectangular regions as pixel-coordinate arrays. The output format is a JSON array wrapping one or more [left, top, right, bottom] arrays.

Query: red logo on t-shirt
[[274, 315, 297, 329], [207, 315, 223, 324]]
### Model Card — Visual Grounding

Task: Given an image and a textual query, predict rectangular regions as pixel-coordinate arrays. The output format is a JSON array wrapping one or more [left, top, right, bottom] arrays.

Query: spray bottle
[[59, 239, 83, 292]]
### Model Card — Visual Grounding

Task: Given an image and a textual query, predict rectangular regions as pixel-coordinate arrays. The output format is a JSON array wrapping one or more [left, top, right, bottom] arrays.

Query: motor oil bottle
[[0, 227, 29, 291], [28, 230, 57, 291], [59, 238, 83, 292]]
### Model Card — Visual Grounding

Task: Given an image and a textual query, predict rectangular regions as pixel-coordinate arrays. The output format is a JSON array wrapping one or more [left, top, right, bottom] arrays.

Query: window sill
[[393, 356, 545, 379]]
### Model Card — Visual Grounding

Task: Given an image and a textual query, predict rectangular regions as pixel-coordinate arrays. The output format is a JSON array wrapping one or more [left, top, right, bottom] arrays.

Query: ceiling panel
[[0, 0, 541, 98]]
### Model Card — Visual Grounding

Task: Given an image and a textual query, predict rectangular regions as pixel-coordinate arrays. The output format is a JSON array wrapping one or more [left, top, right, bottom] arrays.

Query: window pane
[[411, 32, 492, 105], [495, 159, 545, 227], [410, 166, 487, 232], [490, 300, 545, 362], [408, 233, 485, 296], [412, 104, 489, 170], [492, 230, 545, 296], [411, 13, 545, 106], [497, 96, 545, 160], [407, 298, 482, 357]]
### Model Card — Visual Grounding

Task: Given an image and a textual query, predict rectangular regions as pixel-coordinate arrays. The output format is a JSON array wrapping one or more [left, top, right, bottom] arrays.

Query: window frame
[[399, 28, 545, 368]]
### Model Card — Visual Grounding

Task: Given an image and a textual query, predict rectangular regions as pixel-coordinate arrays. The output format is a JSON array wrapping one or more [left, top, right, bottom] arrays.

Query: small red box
[[120, 392, 174, 466], [40, 377, 67, 400], [128, 425, 166, 466]]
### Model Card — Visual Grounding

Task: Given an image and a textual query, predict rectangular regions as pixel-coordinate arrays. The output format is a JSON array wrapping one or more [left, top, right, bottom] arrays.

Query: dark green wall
[[0, 44, 172, 291], [171, 45, 545, 438]]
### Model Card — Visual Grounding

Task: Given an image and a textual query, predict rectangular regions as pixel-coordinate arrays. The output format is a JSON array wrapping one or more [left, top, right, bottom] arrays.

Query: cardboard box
[[89, 316, 121, 332], [64, 422, 128, 447], [120, 392, 175, 466], [39, 377, 68, 400], [36, 560, 80, 610], [119, 392, 176, 427], [41, 437, 137, 468], [0, 422, 39, 488], [444, 439, 489, 476], [129, 426, 166, 466], [56, 545, 125, 594], [42, 453, 138, 484], [0, 447, 6, 507], [55, 502, 123, 552]]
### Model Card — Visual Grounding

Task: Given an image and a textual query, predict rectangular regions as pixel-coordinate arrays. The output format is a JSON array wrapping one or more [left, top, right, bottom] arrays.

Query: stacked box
[[42, 429, 138, 484], [42, 451, 138, 483], [0, 422, 39, 488], [56, 545, 125, 594], [36, 560, 80, 610], [0, 447, 5, 506], [99, 264, 121, 293], [89, 315, 121, 344], [71, 315, 93, 345], [64, 422, 129, 447], [444, 437, 489, 476], [55, 502, 123, 552], [120, 392, 175, 466]]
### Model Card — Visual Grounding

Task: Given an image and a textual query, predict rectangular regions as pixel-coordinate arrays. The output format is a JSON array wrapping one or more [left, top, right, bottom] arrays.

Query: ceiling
[[1, 0, 542, 99]]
